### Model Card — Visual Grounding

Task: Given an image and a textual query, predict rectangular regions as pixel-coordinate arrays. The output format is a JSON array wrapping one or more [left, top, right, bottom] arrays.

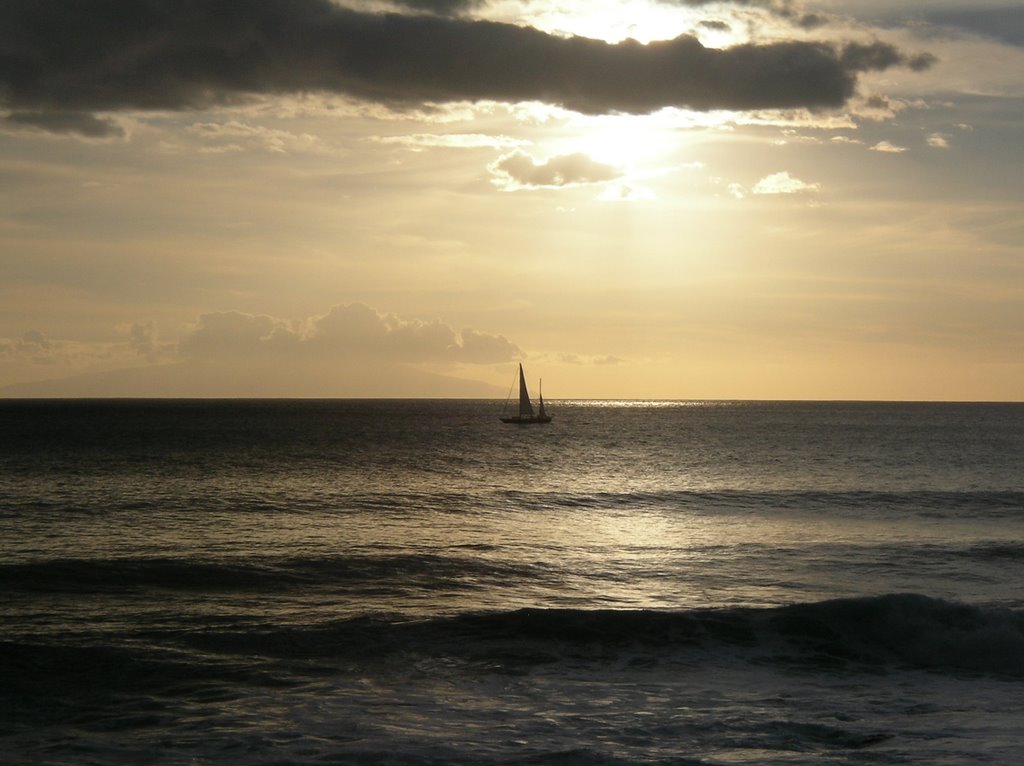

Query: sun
[[499, 0, 750, 46], [571, 115, 674, 167]]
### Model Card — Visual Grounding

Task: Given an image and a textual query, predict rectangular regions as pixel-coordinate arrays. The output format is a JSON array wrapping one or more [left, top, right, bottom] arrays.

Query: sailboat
[[500, 363, 552, 424]]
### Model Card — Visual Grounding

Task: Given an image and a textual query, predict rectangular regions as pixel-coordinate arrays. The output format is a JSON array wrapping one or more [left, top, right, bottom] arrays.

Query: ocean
[[2, 399, 1023, 764]]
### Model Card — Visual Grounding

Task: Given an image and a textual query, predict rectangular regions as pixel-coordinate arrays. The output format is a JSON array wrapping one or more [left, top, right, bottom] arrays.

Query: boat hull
[[500, 415, 552, 424]]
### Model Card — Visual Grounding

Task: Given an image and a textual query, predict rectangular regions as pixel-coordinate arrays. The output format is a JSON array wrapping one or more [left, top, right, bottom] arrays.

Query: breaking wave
[[187, 594, 1024, 677], [6, 595, 1020, 689]]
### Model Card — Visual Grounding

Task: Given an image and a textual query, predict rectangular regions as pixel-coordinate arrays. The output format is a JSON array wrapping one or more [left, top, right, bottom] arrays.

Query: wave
[[0, 553, 554, 593], [4, 595, 1022, 716], [497, 488, 1024, 517], [189, 594, 1021, 677], [959, 541, 1024, 561], [6, 537, 1024, 598], [8, 487, 1022, 519]]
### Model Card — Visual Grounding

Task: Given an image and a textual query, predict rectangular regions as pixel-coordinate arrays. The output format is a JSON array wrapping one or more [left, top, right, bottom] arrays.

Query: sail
[[538, 380, 546, 418], [500, 363, 551, 424], [518, 364, 535, 418]]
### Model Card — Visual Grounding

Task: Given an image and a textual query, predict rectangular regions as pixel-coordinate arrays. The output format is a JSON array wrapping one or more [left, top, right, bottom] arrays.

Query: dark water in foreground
[[2, 399, 1024, 764]]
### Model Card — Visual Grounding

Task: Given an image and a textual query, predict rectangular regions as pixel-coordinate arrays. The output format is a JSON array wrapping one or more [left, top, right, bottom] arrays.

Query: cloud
[[0, 305, 518, 396], [178, 312, 295, 359], [796, 13, 829, 30], [656, 0, 794, 11], [457, 327, 524, 363], [926, 7, 1024, 48], [372, 132, 528, 150], [854, 94, 897, 122], [699, 20, 731, 33], [557, 352, 625, 366], [385, 0, 486, 16], [0, 0, 933, 132], [656, 1, 826, 31], [180, 303, 521, 364], [752, 171, 821, 194], [3, 111, 124, 139], [870, 140, 908, 154], [186, 120, 337, 155], [926, 133, 950, 149], [0, 330, 54, 361], [128, 321, 169, 363], [0, 329, 126, 368], [840, 42, 936, 74], [490, 151, 623, 190]]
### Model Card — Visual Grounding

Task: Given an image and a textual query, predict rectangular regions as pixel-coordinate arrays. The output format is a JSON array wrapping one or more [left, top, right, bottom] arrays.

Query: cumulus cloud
[[179, 303, 521, 364], [490, 151, 624, 190], [0, 0, 933, 134], [457, 327, 525, 363], [752, 171, 821, 194], [0, 306, 519, 396], [870, 140, 908, 154], [179, 312, 295, 359], [927, 133, 951, 149]]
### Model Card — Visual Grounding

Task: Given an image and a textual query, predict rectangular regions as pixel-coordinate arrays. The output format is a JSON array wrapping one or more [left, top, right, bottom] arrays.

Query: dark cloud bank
[[0, 0, 933, 136]]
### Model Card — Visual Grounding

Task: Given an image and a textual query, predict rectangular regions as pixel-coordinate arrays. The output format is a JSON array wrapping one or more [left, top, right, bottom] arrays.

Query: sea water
[[1, 399, 1023, 764]]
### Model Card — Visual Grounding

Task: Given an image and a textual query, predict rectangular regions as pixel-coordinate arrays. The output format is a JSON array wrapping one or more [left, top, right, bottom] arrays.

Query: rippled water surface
[[2, 400, 1023, 764]]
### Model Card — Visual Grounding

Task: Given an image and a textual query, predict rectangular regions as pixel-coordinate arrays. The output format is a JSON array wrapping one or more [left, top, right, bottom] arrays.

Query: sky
[[1, 0, 1022, 400]]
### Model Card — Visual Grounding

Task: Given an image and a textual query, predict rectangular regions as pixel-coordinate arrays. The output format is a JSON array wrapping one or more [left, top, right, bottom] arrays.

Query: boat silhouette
[[500, 363, 551, 424]]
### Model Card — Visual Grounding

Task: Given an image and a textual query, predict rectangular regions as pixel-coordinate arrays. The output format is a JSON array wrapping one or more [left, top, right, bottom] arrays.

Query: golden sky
[[1, 0, 1022, 399]]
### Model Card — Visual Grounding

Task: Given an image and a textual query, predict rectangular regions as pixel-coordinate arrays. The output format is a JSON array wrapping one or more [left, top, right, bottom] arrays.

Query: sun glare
[[572, 117, 667, 165], [507, 0, 698, 44], [546, 109, 730, 172], [492, 0, 757, 47]]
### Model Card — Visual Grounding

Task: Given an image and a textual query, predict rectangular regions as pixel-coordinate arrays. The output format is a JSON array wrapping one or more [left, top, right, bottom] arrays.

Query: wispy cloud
[[371, 133, 528, 150], [187, 121, 339, 155]]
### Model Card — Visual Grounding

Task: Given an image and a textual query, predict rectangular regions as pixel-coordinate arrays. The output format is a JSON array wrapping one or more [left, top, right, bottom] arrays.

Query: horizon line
[[2, 396, 1022, 405]]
